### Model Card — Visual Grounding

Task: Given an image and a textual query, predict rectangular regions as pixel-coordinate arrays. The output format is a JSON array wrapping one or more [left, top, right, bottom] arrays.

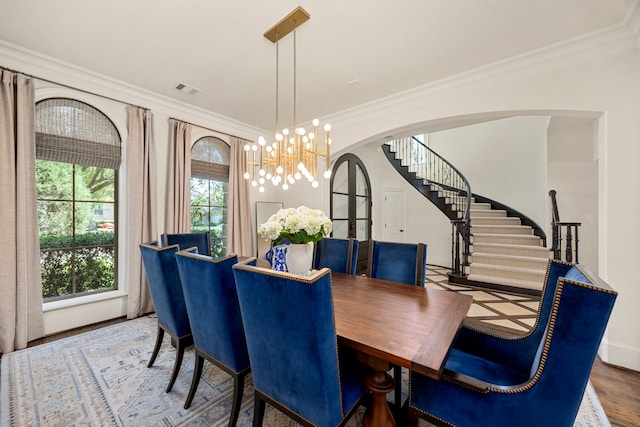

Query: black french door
[[330, 153, 372, 274]]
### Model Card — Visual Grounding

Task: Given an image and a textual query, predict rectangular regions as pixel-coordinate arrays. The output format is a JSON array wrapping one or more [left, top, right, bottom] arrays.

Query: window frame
[[190, 134, 231, 258], [35, 97, 121, 302]]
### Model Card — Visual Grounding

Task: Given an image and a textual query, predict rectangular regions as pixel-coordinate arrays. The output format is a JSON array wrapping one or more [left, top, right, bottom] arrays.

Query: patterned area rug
[[1, 315, 610, 426]]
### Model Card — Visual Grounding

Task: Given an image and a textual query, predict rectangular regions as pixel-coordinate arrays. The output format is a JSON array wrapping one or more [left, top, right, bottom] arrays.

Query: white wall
[[429, 116, 550, 229], [547, 117, 599, 271]]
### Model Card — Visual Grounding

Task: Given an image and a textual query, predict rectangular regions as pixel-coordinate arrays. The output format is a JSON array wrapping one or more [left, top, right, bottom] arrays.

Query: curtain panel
[[0, 70, 44, 353], [227, 136, 254, 257], [165, 119, 192, 234], [126, 106, 157, 319]]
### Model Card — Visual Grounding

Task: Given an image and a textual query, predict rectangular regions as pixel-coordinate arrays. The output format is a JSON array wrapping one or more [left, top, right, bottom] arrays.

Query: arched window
[[35, 98, 120, 300], [190, 136, 230, 257]]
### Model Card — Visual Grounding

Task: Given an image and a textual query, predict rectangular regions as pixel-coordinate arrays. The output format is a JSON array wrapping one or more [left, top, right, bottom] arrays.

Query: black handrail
[[385, 137, 471, 272], [549, 189, 581, 263]]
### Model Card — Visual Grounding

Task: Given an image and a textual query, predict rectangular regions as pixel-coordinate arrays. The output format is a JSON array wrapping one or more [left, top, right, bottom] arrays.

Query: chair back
[[524, 266, 617, 418], [367, 240, 427, 286], [162, 232, 211, 256], [409, 263, 617, 427], [313, 237, 359, 275], [139, 242, 191, 338], [232, 262, 346, 426], [454, 259, 580, 373], [175, 250, 250, 373]]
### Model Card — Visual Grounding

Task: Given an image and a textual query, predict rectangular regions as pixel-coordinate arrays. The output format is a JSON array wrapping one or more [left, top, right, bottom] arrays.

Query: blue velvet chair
[[162, 231, 211, 256], [175, 249, 250, 426], [453, 259, 580, 373], [139, 242, 192, 393], [313, 237, 359, 275], [407, 263, 617, 427], [367, 240, 427, 286], [232, 260, 369, 427], [367, 240, 427, 410]]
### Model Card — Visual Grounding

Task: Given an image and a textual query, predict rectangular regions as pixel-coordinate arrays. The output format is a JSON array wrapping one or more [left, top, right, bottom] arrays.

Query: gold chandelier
[[243, 6, 332, 192]]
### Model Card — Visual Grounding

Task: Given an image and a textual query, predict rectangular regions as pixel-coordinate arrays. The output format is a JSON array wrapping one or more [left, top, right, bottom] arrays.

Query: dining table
[[330, 271, 473, 427]]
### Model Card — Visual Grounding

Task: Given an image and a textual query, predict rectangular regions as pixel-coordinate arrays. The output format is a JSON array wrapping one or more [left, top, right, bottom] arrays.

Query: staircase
[[382, 137, 549, 295], [468, 202, 549, 292]]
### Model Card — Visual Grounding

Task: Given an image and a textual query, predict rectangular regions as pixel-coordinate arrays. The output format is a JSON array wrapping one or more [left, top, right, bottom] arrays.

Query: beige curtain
[[227, 136, 254, 256], [165, 119, 192, 234], [126, 106, 157, 319], [0, 70, 44, 353]]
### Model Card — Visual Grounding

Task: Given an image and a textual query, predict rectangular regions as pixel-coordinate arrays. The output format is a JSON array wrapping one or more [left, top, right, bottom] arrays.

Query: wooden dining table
[[330, 272, 473, 427]]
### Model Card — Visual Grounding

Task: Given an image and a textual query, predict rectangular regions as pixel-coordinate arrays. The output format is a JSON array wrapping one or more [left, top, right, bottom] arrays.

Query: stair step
[[470, 209, 507, 218], [472, 234, 544, 246], [471, 225, 534, 235], [470, 202, 492, 210], [471, 243, 551, 258], [468, 263, 546, 284], [469, 253, 550, 270], [466, 273, 544, 291], [470, 217, 521, 226]]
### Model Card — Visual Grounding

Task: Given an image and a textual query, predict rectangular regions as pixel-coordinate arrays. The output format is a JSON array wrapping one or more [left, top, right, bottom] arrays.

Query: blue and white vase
[[266, 244, 288, 271]]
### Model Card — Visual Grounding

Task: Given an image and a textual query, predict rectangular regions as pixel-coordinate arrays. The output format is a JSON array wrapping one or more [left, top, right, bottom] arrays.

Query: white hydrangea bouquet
[[259, 205, 333, 245]]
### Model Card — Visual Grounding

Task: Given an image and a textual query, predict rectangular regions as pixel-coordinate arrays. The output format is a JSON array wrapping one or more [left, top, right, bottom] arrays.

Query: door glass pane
[[356, 219, 369, 240], [355, 165, 368, 196], [333, 194, 349, 219], [356, 195, 368, 218], [332, 219, 349, 238], [333, 162, 348, 193]]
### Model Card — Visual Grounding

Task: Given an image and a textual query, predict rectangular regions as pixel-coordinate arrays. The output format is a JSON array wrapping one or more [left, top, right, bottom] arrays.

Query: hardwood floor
[[590, 358, 640, 427]]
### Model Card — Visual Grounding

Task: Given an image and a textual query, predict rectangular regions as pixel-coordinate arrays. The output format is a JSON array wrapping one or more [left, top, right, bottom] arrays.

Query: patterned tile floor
[[425, 265, 540, 332]]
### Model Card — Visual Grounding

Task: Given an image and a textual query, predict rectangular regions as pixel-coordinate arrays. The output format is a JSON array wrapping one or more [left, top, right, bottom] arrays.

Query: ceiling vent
[[175, 82, 200, 95]]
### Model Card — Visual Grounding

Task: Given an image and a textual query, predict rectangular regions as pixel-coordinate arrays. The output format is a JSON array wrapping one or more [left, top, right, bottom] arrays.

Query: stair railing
[[386, 137, 471, 274], [549, 189, 582, 263]]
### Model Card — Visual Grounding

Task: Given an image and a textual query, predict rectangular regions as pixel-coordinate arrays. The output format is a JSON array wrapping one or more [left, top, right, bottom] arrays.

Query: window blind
[[191, 136, 230, 182], [36, 98, 121, 169]]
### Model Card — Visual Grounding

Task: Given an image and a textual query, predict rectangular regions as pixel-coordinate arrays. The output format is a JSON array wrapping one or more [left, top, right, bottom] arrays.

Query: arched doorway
[[330, 153, 372, 274]]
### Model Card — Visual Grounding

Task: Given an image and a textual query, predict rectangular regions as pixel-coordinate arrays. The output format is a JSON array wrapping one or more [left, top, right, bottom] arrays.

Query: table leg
[[363, 369, 395, 427], [356, 352, 396, 427]]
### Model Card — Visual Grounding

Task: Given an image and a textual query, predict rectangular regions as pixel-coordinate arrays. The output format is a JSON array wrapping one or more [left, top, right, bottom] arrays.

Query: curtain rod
[[168, 117, 249, 141], [1, 64, 148, 110]]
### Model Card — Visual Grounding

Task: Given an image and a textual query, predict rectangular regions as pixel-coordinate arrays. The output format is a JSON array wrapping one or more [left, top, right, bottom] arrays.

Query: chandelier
[[244, 6, 332, 192]]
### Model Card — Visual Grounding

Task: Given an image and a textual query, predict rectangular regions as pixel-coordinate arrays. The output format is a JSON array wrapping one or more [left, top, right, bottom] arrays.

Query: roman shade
[[191, 136, 229, 182], [35, 98, 121, 169]]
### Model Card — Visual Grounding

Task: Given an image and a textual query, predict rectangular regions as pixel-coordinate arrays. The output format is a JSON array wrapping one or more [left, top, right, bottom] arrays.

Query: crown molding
[[0, 39, 266, 141], [326, 6, 640, 130]]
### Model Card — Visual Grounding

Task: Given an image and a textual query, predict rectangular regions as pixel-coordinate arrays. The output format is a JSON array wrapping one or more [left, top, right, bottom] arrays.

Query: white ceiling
[[0, 0, 636, 131]]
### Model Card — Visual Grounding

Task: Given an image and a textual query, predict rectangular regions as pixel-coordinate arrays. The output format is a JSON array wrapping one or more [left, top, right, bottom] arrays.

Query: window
[[35, 98, 120, 301], [190, 136, 230, 257]]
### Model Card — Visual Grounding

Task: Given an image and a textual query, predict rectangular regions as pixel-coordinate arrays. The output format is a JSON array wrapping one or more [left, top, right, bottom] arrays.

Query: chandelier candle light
[[243, 6, 332, 192]]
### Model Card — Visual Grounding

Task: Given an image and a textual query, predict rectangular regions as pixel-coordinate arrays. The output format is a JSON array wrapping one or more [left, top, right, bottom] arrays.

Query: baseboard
[[600, 339, 640, 372]]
